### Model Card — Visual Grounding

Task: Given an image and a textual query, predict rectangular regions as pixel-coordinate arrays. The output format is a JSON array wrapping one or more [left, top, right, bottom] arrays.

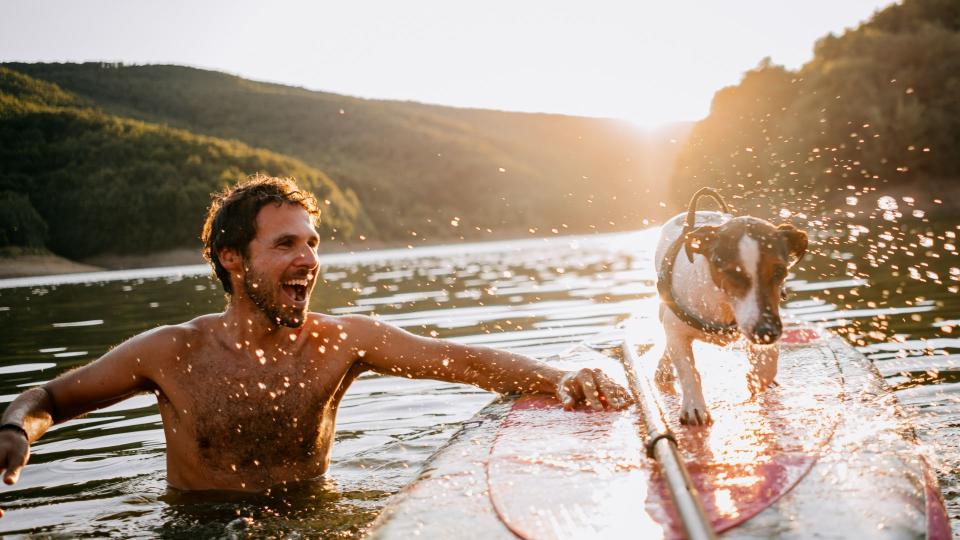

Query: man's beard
[[242, 266, 307, 328]]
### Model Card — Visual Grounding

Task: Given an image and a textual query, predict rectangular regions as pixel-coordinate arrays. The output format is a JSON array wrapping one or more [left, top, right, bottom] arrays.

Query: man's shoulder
[[130, 314, 221, 351], [304, 312, 384, 338]]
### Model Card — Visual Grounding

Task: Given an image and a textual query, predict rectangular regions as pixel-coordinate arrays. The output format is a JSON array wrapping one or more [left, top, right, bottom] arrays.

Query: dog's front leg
[[667, 335, 712, 425], [654, 353, 677, 394], [746, 343, 779, 395], [655, 303, 677, 393]]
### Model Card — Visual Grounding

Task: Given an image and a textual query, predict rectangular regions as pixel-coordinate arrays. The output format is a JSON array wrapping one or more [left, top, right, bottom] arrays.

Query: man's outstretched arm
[[0, 325, 170, 513], [342, 315, 632, 411]]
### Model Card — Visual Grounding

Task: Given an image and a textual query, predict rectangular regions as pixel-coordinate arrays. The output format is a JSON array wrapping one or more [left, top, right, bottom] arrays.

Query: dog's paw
[[654, 365, 677, 394], [746, 371, 778, 396], [679, 399, 712, 425]]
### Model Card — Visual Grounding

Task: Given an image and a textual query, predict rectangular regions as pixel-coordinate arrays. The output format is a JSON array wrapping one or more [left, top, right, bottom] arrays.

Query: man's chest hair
[[162, 349, 338, 468]]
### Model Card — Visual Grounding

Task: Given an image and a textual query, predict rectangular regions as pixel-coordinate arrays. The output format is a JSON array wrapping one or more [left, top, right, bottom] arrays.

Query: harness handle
[[684, 187, 730, 232], [683, 188, 731, 263]]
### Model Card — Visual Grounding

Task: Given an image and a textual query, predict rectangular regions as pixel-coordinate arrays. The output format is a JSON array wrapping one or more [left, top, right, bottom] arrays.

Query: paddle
[[621, 316, 717, 540]]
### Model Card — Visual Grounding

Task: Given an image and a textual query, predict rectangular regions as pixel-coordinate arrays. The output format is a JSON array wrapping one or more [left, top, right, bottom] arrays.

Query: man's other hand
[[556, 368, 633, 411], [0, 428, 30, 518]]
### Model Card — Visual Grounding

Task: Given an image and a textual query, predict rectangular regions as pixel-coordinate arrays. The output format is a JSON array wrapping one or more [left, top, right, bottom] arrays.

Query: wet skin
[[0, 203, 631, 511]]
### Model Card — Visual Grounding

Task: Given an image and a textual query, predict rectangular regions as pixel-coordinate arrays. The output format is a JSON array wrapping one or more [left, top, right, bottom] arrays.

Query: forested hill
[[670, 0, 959, 218], [4, 63, 688, 243], [0, 67, 362, 259]]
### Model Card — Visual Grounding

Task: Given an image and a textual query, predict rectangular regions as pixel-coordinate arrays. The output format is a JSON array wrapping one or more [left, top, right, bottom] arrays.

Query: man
[[0, 175, 631, 510]]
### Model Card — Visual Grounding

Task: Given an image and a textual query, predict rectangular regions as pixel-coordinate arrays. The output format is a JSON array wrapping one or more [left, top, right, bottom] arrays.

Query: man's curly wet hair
[[202, 174, 320, 295]]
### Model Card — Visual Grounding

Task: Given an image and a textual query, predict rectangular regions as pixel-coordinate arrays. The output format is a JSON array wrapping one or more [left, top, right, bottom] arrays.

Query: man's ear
[[218, 247, 243, 273], [778, 224, 808, 264], [684, 225, 719, 263]]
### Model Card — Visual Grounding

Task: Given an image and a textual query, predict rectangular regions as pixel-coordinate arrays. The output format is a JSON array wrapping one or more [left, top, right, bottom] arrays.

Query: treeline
[[0, 68, 362, 258], [3, 62, 686, 244], [670, 0, 960, 217]]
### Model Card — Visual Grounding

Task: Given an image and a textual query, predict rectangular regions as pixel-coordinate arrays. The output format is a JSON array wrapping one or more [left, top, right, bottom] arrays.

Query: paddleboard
[[369, 305, 950, 539]]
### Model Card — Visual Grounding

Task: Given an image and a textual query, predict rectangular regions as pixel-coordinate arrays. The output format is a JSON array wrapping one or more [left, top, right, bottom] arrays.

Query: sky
[[1, 0, 897, 128]]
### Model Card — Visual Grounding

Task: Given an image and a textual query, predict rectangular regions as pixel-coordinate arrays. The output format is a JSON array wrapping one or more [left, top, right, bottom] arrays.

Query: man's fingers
[[576, 370, 603, 411], [594, 371, 632, 410], [3, 459, 23, 485], [2, 445, 28, 486], [557, 369, 635, 412]]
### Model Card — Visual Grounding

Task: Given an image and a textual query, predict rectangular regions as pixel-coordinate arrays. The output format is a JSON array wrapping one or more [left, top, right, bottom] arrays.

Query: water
[[0, 224, 957, 537]]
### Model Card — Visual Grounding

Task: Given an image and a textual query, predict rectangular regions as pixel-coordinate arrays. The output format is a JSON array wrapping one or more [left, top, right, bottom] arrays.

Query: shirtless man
[[0, 175, 631, 513]]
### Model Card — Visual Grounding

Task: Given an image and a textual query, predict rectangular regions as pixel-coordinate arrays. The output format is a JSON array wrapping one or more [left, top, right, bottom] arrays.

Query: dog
[[654, 188, 808, 425]]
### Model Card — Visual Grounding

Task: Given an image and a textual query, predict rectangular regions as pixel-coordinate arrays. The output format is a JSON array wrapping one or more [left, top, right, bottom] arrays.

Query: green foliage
[[0, 67, 362, 258], [3, 62, 684, 242], [0, 68, 78, 109], [670, 0, 960, 217], [0, 190, 47, 247]]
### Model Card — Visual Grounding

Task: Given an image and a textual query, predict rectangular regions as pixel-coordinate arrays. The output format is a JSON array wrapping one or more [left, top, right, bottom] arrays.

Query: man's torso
[[147, 314, 365, 491]]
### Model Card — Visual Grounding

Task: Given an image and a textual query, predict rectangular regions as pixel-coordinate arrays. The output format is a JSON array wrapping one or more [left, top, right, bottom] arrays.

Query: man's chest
[[155, 347, 355, 438]]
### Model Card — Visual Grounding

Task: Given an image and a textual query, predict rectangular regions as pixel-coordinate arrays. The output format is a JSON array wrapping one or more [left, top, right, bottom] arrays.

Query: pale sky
[[1, 0, 896, 128]]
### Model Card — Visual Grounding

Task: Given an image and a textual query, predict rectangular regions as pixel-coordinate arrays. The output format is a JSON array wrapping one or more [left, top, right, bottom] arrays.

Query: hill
[[0, 67, 362, 259], [3, 63, 688, 242], [670, 0, 960, 218]]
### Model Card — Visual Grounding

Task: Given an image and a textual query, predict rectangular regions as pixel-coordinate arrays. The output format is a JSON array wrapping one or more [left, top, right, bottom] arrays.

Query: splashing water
[[0, 222, 957, 536]]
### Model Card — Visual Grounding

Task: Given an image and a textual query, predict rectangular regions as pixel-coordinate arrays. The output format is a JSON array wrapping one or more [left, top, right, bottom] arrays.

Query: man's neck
[[220, 296, 301, 349]]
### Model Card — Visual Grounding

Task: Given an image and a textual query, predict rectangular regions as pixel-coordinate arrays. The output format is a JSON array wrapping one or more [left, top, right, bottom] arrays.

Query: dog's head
[[684, 217, 807, 344]]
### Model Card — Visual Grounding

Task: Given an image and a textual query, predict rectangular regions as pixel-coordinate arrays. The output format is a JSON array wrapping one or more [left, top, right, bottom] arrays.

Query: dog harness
[[657, 188, 739, 336]]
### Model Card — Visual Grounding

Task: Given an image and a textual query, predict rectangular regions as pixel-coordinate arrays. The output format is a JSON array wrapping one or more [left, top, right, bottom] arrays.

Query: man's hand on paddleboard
[[556, 368, 633, 411]]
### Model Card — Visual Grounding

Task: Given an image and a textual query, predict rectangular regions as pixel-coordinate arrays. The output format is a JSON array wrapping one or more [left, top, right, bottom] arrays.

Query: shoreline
[[0, 253, 104, 279], [0, 241, 430, 279], [4, 196, 958, 280], [0, 232, 621, 279]]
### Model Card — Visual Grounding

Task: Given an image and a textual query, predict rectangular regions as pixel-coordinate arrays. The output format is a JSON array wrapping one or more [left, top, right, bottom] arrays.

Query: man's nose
[[297, 245, 319, 269]]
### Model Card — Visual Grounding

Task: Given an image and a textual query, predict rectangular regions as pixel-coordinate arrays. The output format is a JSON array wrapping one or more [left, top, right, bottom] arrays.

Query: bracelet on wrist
[[0, 423, 28, 440]]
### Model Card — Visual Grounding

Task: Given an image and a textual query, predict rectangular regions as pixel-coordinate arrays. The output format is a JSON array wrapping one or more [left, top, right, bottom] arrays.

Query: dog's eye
[[772, 266, 787, 281], [724, 266, 748, 284]]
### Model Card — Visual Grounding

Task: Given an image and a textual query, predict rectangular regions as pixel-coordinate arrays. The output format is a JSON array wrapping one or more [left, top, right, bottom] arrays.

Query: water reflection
[[0, 220, 958, 536], [0, 232, 657, 536], [158, 478, 385, 539]]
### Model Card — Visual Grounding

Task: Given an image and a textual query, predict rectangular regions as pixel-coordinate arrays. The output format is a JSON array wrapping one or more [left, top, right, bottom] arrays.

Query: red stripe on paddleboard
[[685, 454, 817, 534], [921, 457, 952, 540], [487, 395, 836, 540], [486, 328, 843, 539], [781, 328, 819, 344], [509, 395, 558, 410]]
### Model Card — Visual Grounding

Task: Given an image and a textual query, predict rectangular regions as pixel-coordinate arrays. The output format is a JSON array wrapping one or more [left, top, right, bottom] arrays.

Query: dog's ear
[[684, 225, 719, 263], [778, 224, 808, 264]]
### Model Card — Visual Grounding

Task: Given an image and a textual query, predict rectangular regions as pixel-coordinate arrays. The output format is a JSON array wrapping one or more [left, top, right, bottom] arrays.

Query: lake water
[[0, 222, 958, 538]]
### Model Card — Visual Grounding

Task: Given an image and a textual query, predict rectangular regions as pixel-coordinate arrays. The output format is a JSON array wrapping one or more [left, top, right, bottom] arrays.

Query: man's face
[[240, 203, 320, 328]]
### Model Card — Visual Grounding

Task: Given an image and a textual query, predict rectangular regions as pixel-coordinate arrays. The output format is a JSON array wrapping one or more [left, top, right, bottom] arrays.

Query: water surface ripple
[[0, 227, 958, 537]]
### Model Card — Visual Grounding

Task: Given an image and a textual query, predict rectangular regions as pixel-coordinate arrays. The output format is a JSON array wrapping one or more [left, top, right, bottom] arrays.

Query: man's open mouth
[[281, 278, 309, 303]]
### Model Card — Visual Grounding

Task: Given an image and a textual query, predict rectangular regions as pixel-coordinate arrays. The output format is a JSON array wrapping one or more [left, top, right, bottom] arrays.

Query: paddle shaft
[[622, 321, 717, 540]]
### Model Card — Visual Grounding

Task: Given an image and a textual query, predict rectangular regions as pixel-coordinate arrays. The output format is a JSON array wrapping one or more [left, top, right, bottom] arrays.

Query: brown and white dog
[[654, 189, 808, 425]]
